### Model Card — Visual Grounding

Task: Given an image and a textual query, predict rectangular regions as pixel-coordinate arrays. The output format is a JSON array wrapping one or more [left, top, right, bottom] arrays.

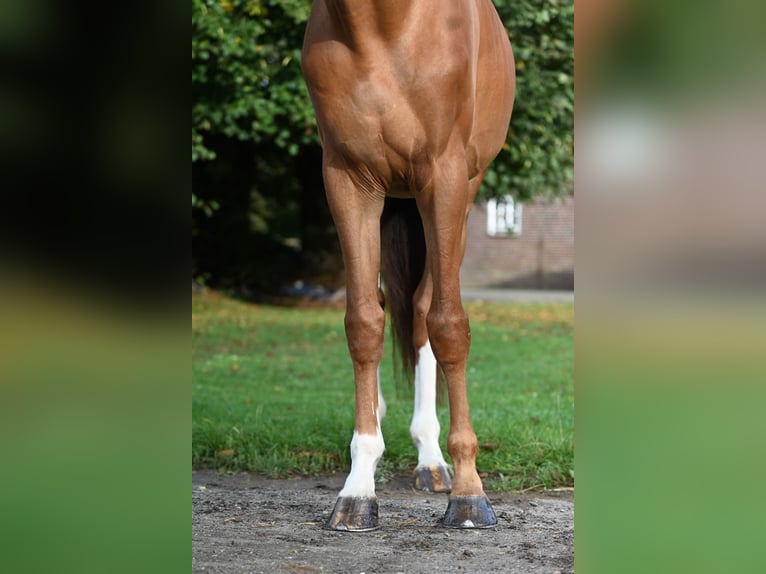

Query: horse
[[301, 0, 515, 531]]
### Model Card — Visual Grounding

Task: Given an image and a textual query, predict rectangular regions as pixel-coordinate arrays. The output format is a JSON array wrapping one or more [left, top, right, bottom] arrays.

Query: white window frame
[[486, 195, 522, 237]]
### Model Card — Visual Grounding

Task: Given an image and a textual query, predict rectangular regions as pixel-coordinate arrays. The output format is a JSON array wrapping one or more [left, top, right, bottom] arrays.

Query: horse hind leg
[[410, 268, 452, 493], [377, 285, 387, 424]]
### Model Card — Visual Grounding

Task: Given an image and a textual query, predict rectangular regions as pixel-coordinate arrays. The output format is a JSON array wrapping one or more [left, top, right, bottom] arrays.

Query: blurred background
[[577, 1, 766, 572]]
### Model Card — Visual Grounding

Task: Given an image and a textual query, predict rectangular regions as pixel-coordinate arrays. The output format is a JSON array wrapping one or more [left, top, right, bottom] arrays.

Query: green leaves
[[487, 0, 574, 201], [191, 0, 315, 162]]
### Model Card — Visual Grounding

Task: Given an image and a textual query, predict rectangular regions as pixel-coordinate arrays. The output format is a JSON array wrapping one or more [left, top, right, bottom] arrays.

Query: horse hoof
[[325, 497, 381, 531], [414, 465, 452, 493], [441, 495, 497, 528]]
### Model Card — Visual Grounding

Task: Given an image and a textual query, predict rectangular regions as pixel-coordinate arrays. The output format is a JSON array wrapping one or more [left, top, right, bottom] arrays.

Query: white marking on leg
[[338, 429, 385, 498], [410, 340, 448, 469], [377, 366, 387, 423]]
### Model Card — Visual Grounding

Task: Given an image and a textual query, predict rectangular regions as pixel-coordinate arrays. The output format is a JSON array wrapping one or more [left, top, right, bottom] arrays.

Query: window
[[486, 195, 522, 236]]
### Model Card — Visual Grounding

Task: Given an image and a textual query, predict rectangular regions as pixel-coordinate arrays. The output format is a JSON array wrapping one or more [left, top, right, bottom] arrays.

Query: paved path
[[461, 289, 573, 302], [325, 287, 574, 303]]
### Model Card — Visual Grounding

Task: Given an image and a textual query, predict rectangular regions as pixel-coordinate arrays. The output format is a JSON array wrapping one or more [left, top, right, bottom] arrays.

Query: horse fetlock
[[447, 430, 479, 462], [409, 416, 441, 446]]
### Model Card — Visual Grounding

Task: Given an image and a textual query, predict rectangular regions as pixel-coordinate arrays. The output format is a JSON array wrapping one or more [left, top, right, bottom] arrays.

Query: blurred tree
[[487, 0, 574, 201], [192, 0, 573, 291], [192, 0, 334, 293], [192, 0, 314, 162]]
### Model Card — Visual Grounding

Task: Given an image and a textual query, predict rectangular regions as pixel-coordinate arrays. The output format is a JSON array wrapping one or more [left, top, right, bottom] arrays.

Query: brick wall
[[460, 196, 574, 289]]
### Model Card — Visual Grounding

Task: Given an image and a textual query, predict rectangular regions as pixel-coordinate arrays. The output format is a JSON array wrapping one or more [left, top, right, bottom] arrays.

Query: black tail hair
[[380, 198, 446, 398], [379, 198, 430, 387]]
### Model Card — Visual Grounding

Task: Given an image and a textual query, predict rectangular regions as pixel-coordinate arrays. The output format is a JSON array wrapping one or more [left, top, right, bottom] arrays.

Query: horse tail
[[380, 197, 426, 384]]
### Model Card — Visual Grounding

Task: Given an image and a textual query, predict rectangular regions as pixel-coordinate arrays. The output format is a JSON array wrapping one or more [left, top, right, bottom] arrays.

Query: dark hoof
[[441, 495, 497, 528], [325, 497, 380, 532], [414, 465, 452, 493]]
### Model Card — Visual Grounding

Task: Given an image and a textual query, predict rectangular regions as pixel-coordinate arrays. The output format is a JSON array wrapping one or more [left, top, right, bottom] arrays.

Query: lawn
[[192, 291, 573, 491]]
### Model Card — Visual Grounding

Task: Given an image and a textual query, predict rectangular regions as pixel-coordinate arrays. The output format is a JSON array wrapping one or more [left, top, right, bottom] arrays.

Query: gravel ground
[[193, 470, 573, 574]]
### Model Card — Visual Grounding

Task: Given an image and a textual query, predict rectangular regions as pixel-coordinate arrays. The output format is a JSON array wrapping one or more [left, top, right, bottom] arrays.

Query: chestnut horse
[[301, 0, 515, 530]]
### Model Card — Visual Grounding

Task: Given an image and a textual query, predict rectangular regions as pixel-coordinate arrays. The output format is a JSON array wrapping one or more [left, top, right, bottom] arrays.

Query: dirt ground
[[192, 470, 573, 574]]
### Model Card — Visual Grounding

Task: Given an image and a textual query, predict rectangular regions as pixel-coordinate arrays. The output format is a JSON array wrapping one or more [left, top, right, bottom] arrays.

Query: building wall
[[460, 196, 574, 289]]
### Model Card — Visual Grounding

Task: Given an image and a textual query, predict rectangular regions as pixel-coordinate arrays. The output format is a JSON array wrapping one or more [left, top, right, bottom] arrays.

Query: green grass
[[192, 292, 573, 491]]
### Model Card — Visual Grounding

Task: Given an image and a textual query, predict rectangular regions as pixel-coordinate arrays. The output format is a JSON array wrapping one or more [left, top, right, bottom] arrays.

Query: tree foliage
[[488, 0, 574, 200], [192, 0, 314, 163]]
